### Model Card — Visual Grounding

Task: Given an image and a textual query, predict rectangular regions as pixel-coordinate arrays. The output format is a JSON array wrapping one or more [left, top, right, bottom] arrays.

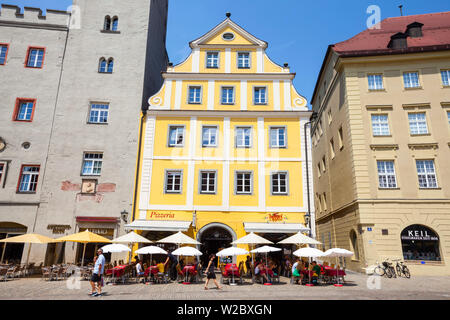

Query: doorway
[[198, 224, 234, 267]]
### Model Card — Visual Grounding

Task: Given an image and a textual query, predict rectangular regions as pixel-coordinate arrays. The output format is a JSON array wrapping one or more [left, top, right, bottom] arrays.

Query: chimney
[[406, 22, 424, 38], [388, 32, 408, 49]]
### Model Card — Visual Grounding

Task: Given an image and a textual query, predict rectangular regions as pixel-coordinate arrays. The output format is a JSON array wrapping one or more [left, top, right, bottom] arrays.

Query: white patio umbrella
[[135, 245, 168, 280], [172, 246, 203, 284], [112, 231, 152, 263], [100, 243, 131, 253], [232, 232, 272, 280], [100, 243, 131, 285], [216, 247, 249, 285], [323, 248, 353, 287], [293, 247, 325, 286], [251, 245, 282, 284], [277, 232, 321, 245], [157, 231, 201, 247]]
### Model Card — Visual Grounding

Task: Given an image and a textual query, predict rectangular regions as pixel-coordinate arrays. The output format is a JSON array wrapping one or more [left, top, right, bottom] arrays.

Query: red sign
[[267, 213, 283, 223]]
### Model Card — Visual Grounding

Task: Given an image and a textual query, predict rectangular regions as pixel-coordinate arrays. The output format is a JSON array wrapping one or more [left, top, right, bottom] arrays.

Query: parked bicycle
[[374, 259, 396, 278], [392, 259, 411, 278]]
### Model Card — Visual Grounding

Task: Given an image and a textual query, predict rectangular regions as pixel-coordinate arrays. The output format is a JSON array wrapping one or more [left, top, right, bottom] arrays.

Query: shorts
[[207, 272, 216, 279], [91, 273, 102, 283]]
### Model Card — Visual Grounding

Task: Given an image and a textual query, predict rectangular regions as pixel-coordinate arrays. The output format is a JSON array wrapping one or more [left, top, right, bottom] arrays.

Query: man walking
[[164, 250, 178, 281], [90, 248, 106, 297]]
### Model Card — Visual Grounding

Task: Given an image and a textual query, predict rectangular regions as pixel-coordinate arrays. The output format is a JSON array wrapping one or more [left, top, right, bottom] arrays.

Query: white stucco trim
[[186, 117, 197, 208], [240, 80, 247, 110], [256, 48, 264, 73], [143, 205, 307, 213], [174, 80, 183, 110], [284, 80, 292, 110], [192, 48, 200, 73], [225, 48, 231, 73], [223, 117, 231, 210], [273, 80, 280, 111], [257, 117, 265, 210], [207, 80, 215, 110]]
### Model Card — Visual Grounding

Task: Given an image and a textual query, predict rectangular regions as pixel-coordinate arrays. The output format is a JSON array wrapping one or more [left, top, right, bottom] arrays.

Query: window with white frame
[[377, 160, 397, 189], [188, 86, 202, 104], [269, 127, 286, 148], [165, 170, 182, 193], [206, 52, 219, 68], [26, 48, 44, 68], [235, 127, 251, 148], [168, 126, 185, 147], [18, 165, 40, 193], [200, 171, 216, 194], [253, 87, 267, 104], [88, 103, 109, 123], [82, 153, 103, 176], [403, 72, 420, 88], [271, 172, 288, 195], [235, 171, 252, 194], [371, 114, 390, 136], [221, 87, 234, 104], [408, 112, 428, 135], [368, 74, 384, 90], [14, 100, 35, 121], [202, 126, 218, 147], [441, 70, 450, 86], [237, 52, 250, 68], [416, 160, 438, 189]]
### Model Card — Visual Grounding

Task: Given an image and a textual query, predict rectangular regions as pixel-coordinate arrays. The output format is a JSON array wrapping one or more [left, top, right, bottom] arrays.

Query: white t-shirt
[[292, 262, 299, 274], [136, 263, 143, 274]]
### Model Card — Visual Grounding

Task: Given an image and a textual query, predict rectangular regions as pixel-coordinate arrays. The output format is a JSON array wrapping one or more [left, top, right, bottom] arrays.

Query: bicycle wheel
[[374, 266, 385, 276], [385, 267, 393, 278], [402, 266, 411, 279], [396, 265, 402, 277], [390, 266, 397, 278]]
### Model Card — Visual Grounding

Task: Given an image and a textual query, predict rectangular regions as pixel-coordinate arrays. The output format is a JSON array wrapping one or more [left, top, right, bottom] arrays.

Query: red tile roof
[[333, 11, 450, 56]]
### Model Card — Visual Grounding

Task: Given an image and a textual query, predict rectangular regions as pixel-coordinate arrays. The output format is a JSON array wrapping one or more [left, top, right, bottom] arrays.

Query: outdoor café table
[[105, 265, 127, 283], [224, 263, 239, 277], [144, 266, 159, 281], [325, 267, 346, 277], [182, 265, 196, 283]]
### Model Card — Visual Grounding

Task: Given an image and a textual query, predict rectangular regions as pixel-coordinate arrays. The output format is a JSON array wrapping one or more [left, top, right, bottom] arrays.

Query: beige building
[[311, 12, 450, 275]]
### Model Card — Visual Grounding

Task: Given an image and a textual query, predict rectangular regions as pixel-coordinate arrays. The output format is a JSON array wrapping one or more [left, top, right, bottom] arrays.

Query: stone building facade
[[0, 0, 168, 264], [311, 12, 450, 275]]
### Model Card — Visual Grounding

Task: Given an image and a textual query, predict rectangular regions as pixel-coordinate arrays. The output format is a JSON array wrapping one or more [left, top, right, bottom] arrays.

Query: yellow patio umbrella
[[56, 230, 111, 267], [0, 233, 61, 265]]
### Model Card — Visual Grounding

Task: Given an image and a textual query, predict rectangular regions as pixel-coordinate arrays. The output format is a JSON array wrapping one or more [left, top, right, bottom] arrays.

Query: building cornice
[[0, 20, 69, 31], [162, 72, 296, 81], [146, 110, 312, 118]]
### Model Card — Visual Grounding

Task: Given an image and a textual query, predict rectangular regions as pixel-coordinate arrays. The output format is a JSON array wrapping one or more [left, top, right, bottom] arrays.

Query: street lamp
[[121, 210, 128, 224]]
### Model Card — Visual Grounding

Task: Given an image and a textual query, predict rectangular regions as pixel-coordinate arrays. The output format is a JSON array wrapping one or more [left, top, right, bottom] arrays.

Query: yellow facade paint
[[134, 17, 312, 267]]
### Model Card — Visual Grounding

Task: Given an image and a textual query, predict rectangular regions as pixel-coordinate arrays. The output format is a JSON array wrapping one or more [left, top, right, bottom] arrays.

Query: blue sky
[[2, 0, 449, 103]]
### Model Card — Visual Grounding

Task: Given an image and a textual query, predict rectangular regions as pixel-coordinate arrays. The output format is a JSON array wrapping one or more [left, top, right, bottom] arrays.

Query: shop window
[[401, 225, 441, 261]]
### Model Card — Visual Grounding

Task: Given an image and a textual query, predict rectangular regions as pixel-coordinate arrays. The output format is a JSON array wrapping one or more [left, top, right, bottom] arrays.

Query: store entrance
[[199, 226, 233, 267]]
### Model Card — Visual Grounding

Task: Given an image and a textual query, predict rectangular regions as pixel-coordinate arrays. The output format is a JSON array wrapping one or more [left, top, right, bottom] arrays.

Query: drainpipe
[[131, 110, 147, 224], [303, 112, 317, 238]]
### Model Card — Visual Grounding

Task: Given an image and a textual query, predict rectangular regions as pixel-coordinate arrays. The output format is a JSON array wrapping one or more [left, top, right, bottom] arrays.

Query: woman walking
[[204, 254, 222, 290]]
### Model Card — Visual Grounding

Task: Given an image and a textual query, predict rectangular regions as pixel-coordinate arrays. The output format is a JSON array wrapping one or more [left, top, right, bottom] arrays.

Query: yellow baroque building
[[128, 15, 314, 266]]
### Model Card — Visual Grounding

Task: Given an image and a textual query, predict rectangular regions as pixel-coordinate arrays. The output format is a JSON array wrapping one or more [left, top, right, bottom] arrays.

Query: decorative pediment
[[370, 144, 399, 151], [408, 143, 439, 150], [189, 16, 267, 48]]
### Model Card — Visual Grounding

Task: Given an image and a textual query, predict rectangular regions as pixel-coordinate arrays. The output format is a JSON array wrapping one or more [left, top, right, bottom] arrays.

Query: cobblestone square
[[1, 272, 449, 300]]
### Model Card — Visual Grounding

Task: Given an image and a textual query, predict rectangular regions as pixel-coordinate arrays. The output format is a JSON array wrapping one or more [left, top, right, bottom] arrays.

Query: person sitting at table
[[311, 261, 321, 285], [291, 258, 303, 284], [255, 262, 270, 283], [179, 258, 185, 269], [135, 260, 145, 283], [245, 256, 252, 277]]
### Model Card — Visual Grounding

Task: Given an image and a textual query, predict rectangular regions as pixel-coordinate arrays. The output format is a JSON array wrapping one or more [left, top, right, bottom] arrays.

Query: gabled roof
[[334, 11, 450, 56], [189, 16, 268, 48]]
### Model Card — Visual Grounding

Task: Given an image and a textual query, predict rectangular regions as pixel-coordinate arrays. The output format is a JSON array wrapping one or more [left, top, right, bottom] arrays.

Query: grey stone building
[[0, 0, 169, 265]]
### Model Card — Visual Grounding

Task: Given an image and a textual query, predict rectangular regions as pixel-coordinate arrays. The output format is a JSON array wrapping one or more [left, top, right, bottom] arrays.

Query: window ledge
[[100, 30, 121, 34], [419, 187, 442, 190], [404, 87, 423, 90], [410, 133, 431, 137], [368, 89, 386, 92], [373, 135, 392, 138], [378, 188, 400, 190], [87, 122, 108, 125], [16, 191, 37, 194]]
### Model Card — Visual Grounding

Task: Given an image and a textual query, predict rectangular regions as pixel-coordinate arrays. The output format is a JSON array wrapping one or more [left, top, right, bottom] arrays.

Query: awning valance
[[125, 220, 191, 232], [244, 222, 309, 234]]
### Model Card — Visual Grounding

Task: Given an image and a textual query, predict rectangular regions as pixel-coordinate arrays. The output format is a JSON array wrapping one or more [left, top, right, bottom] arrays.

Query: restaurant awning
[[125, 220, 191, 232], [244, 222, 309, 234]]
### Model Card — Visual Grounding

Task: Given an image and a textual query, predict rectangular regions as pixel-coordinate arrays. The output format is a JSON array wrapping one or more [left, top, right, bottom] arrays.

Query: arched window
[[104, 16, 111, 31], [349, 230, 359, 260], [401, 225, 441, 261], [98, 58, 107, 73], [107, 58, 114, 73], [112, 17, 119, 31]]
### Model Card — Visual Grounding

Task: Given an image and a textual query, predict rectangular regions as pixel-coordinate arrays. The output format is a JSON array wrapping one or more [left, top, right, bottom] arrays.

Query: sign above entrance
[[401, 225, 439, 241], [146, 210, 193, 221], [265, 213, 288, 223]]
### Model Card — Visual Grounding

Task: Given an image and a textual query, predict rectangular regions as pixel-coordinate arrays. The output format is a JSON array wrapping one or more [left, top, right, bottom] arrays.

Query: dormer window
[[222, 32, 235, 41], [406, 22, 423, 38]]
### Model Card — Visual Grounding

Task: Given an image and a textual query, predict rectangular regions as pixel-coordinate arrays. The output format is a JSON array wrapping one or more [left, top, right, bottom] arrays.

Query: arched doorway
[[401, 225, 441, 261], [0, 222, 27, 264], [197, 223, 236, 266]]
